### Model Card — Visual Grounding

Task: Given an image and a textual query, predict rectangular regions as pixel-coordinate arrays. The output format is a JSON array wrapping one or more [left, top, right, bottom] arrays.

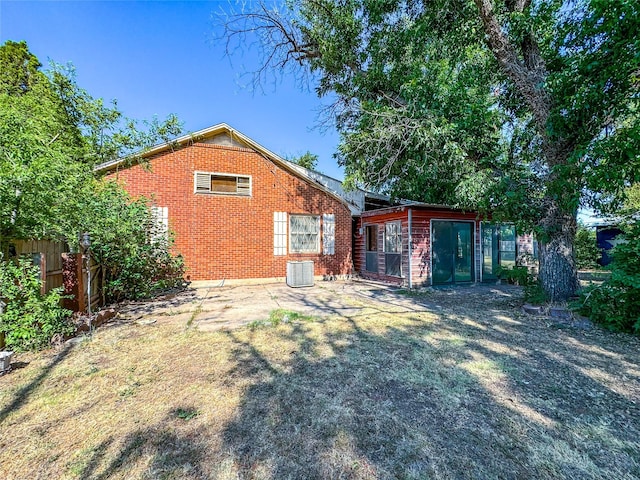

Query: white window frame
[[194, 171, 252, 196], [289, 214, 320, 254], [384, 221, 402, 277]]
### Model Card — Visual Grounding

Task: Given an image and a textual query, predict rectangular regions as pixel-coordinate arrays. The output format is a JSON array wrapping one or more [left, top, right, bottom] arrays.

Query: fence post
[[62, 253, 85, 312]]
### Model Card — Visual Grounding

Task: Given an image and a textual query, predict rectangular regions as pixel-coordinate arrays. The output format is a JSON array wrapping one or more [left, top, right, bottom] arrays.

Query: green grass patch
[[248, 309, 315, 329]]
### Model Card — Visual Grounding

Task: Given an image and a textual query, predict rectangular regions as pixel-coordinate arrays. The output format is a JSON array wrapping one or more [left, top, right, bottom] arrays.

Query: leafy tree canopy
[[0, 40, 182, 252], [289, 150, 319, 170], [223, 0, 640, 299], [624, 183, 640, 213]]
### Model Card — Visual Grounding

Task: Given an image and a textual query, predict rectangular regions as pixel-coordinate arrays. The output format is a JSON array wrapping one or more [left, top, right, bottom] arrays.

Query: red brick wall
[[106, 143, 352, 281]]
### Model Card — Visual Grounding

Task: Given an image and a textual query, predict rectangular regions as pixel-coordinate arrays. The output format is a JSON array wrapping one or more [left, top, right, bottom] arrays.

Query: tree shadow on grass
[[219, 299, 640, 479], [74, 407, 207, 480], [220, 321, 520, 479], [0, 343, 74, 424]]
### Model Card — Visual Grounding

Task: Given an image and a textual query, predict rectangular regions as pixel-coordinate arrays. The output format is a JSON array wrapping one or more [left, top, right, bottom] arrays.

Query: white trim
[[150, 206, 169, 243], [322, 213, 335, 255]]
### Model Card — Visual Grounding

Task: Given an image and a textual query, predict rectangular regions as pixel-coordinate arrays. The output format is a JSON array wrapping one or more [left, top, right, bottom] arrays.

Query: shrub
[[496, 265, 547, 304], [0, 257, 73, 351], [496, 265, 533, 286], [577, 220, 640, 333], [523, 281, 548, 305], [575, 225, 601, 269], [102, 242, 185, 302], [82, 181, 185, 303]]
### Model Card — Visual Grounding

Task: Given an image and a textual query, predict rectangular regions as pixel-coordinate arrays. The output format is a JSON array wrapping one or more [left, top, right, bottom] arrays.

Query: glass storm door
[[432, 221, 474, 284], [365, 225, 378, 273], [483, 225, 500, 279], [482, 224, 516, 280]]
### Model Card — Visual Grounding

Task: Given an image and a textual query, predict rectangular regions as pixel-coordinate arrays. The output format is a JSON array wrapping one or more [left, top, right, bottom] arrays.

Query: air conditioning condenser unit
[[286, 261, 314, 288]]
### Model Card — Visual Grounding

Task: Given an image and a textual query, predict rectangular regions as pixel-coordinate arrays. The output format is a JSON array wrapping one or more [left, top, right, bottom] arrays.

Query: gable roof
[[94, 123, 350, 209]]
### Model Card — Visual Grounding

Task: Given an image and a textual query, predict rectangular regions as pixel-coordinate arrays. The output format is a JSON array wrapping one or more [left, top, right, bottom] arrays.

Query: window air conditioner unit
[[286, 261, 314, 288]]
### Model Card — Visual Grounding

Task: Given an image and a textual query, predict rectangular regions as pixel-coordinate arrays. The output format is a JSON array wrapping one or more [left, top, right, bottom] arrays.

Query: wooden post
[[62, 253, 85, 312]]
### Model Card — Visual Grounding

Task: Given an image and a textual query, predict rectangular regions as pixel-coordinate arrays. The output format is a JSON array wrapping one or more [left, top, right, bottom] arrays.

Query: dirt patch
[[1, 282, 638, 479]]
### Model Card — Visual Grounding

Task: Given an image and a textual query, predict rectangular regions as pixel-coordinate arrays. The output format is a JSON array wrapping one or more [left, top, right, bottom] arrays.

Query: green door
[[432, 221, 474, 284]]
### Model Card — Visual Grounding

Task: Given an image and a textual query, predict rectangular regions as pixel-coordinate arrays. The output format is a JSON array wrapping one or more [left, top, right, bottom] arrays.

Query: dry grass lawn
[[1, 284, 639, 479]]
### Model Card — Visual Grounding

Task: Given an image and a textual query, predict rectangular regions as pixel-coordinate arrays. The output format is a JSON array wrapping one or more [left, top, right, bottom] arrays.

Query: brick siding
[[106, 142, 352, 281]]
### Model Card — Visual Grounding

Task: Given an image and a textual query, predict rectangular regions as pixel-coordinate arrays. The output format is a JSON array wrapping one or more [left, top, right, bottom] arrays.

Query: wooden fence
[[11, 239, 102, 312], [14, 239, 66, 294]]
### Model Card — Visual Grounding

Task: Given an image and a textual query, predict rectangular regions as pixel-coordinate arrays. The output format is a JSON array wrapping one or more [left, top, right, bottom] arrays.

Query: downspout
[[408, 208, 413, 289]]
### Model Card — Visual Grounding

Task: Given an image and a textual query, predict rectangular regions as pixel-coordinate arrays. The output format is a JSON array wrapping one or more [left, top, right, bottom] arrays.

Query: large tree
[[223, 0, 640, 300], [0, 41, 181, 256]]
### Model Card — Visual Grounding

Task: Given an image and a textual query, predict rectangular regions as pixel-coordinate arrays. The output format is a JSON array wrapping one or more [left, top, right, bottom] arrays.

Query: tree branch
[[473, 0, 550, 132]]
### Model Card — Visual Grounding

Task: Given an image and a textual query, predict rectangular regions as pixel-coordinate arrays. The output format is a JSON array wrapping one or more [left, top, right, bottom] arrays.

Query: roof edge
[[94, 123, 351, 210]]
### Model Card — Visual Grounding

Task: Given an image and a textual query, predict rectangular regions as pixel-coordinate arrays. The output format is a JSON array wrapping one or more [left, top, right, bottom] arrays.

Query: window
[[274, 212, 287, 256], [323, 214, 335, 255], [499, 225, 516, 268], [290, 215, 320, 253], [384, 222, 402, 253], [385, 222, 402, 276], [482, 223, 517, 280], [365, 225, 378, 272], [194, 171, 251, 196], [150, 206, 169, 243]]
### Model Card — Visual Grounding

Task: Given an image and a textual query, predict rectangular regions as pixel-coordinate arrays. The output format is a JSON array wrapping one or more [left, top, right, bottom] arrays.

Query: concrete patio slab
[[116, 279, 523, 332]]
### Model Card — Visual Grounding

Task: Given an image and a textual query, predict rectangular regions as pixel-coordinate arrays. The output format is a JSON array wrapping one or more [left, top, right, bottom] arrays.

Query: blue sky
[[0, 0, 344, 179]]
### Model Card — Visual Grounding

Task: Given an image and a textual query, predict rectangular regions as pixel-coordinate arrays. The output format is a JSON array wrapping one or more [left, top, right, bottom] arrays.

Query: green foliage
[[0, 40, 43, 95], [225, 0, 640, 299], [174, 407, 200, 421], [0, 40, 182, 256], [0, 41, 185, 306], [624, 183, 640, 213], [0, 257, 73, 351], [578, 220, 640, 333], [78, 181, 185, 303], [523, 281, 548, 306], [496, 265, 533, 286], [574, 225, 601, 269], [496, 265, 546, 304], [290, 151, 318, 170], [248, 309, 313, 329]]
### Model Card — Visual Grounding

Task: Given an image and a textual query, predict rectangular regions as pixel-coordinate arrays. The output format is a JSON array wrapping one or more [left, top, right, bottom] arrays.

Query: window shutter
[[237, 176, 251, 195], [150, 206, 169, 243], [274, 212, 287, 256], [323, 214, 335, 255], [195, 172, 211, 192]]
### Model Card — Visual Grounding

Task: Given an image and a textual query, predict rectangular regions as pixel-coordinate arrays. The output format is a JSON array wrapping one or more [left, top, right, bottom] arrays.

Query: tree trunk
[[537, 209, 579, 301]]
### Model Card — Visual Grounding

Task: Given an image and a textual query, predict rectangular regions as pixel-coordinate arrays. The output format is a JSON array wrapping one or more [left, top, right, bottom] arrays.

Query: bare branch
[[216, 1, 318, 92]]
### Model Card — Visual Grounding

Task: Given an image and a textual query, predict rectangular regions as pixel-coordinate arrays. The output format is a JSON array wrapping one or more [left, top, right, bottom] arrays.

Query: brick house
[[96, 124, 353, 283], [354, 203, 535, 287]]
